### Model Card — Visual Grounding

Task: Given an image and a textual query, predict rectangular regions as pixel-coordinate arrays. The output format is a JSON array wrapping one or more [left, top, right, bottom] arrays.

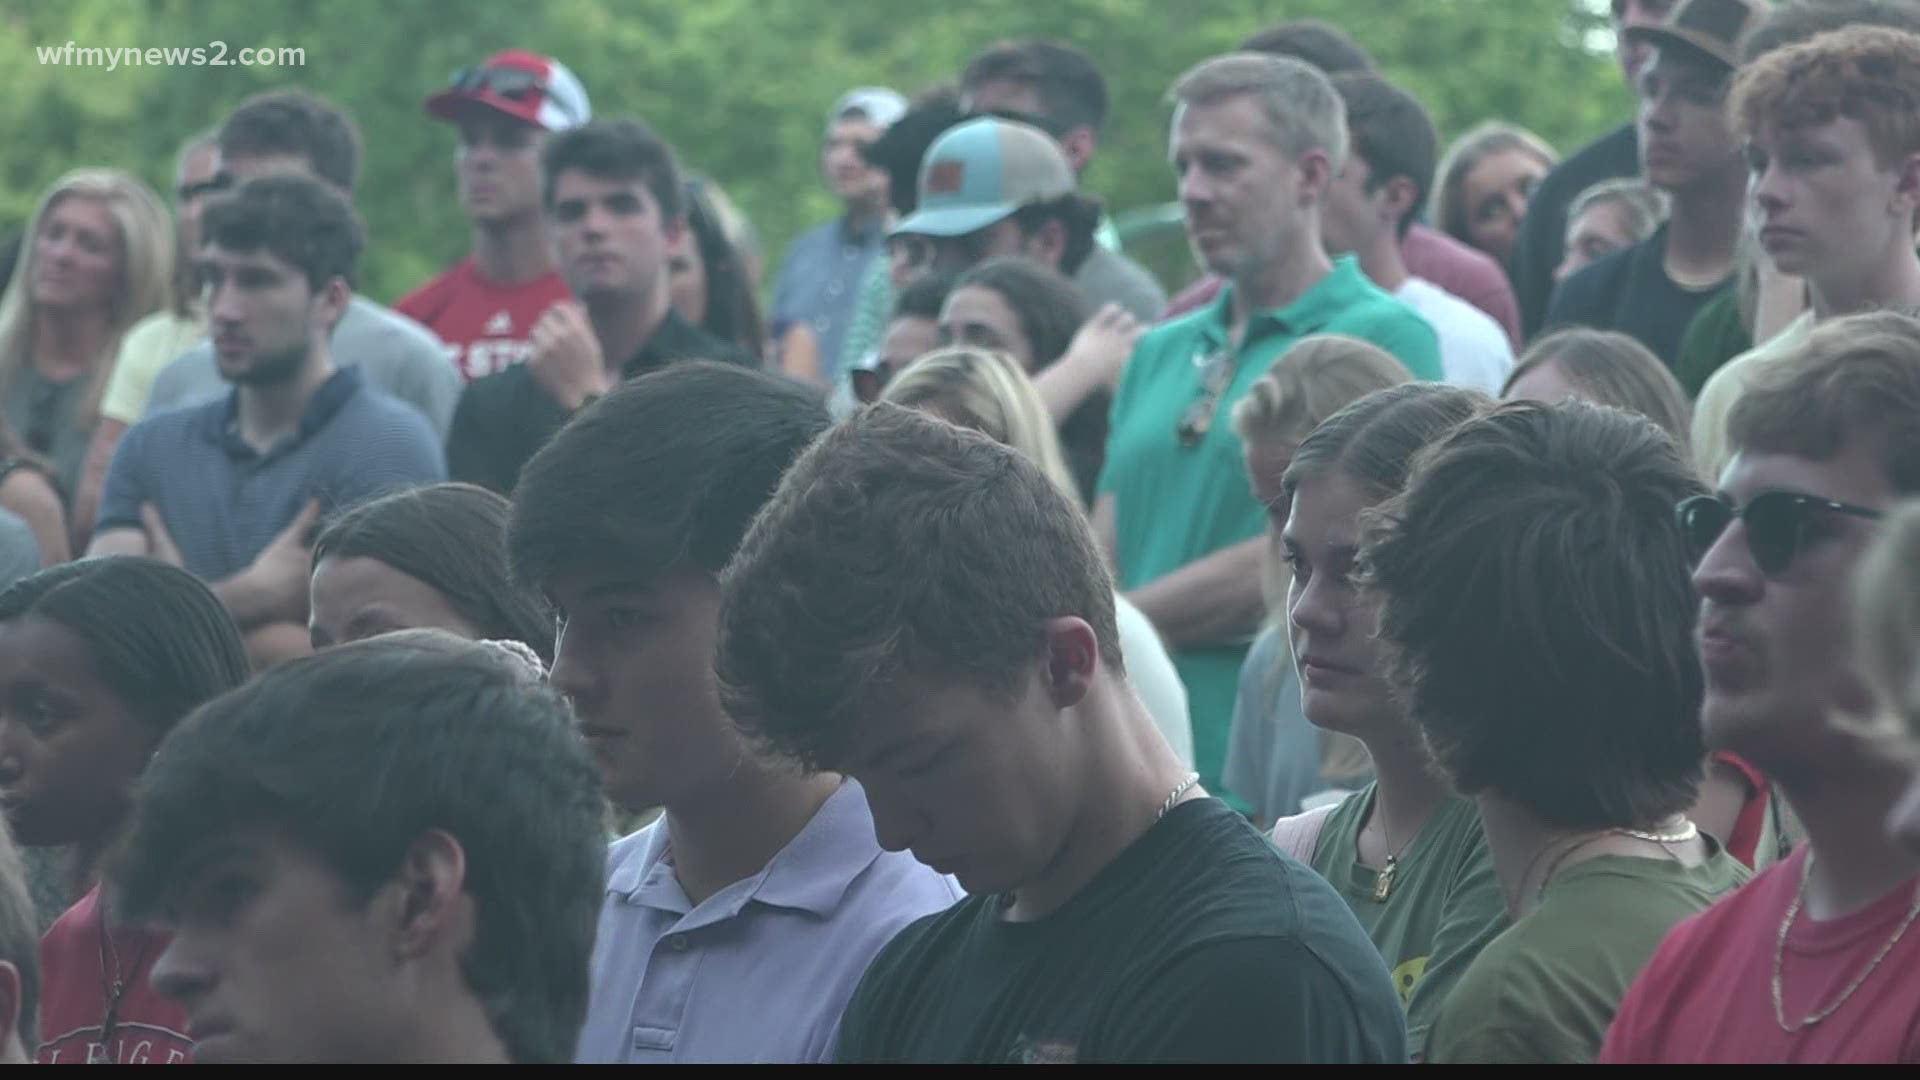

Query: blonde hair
[[1230, 335, 1413, 789], [1431, 121, 1558, 246], [0, 169, 174, 433], [1170, 52, 1349, 172], [1855, 500, 1920, 729], [880, 346, 1079, 502], [1231, 334, 1413, 620]]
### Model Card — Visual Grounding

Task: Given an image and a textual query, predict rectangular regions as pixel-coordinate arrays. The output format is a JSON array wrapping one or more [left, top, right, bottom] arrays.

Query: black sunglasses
[[1677, 491, 1883, 575]]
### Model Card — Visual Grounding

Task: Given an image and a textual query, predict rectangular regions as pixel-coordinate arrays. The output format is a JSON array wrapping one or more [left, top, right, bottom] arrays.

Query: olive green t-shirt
[[1425, 848, 1751, 1064], [1310, 786, 1507, 1058]]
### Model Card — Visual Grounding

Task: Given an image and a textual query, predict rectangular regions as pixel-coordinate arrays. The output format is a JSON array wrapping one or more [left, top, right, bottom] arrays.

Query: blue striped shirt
[[98, 368, 446, 582]]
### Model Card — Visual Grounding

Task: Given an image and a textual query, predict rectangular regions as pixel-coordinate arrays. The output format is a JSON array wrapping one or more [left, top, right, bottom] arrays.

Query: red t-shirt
[[1162, 227, 1523, 350], [1600, 846, 1920, 1063], [394, 257, 573, 382], [1714, 750, 1774, 869], [36, 885, 192, 1064]]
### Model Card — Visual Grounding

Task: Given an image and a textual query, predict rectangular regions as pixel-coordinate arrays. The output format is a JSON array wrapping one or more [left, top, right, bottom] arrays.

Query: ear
[[1382, 176, 1420, 231], [0, 960, 21, 1061], [661, 215, 689, 253], [385, 829, 471, 964], [315, 276, 352, 334], [1060, 126, 1098, 174], [1894, 151, 1920, 222], [1296, 148, 1335, 204], [1029, 218, 1069, 270], [1041, 615, 1099, 710]]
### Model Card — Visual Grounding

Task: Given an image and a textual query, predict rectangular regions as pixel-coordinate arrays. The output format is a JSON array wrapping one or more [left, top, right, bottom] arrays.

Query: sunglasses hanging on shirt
[[1176, 346, 1237, 448]]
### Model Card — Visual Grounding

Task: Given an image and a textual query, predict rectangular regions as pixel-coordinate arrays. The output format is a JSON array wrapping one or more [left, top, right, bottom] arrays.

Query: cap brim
[[1624, 26, 1736, 71], [890, 203, 1016, 239], [424, 88, 544, 128]]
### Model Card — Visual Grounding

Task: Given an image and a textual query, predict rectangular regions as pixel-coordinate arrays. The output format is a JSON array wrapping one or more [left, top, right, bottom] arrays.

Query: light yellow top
[[1690, 310, 1815, 483], [100, 309, 206, 424]]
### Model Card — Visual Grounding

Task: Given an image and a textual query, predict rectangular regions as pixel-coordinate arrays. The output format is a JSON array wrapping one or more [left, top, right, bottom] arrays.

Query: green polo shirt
[[1097, 256, 1439, 797]]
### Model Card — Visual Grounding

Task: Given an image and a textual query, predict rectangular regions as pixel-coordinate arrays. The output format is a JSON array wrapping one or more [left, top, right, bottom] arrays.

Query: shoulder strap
[[1269, 802, 1338, 864]]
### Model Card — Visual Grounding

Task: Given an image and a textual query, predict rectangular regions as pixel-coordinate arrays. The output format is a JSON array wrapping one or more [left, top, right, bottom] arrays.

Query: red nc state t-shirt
[[1600, 845, 1920, 1063], [395, 257, 573, 382], [36, 884, 192, 1064]]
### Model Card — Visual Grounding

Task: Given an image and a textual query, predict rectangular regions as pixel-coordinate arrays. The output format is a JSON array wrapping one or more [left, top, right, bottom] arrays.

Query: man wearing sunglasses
[[1600, 310, 1920, 1062], [1095, 53, 1438, 807], [399, 51, 591, 383]]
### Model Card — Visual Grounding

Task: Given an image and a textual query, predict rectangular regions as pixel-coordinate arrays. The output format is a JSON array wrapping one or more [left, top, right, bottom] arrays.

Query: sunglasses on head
[[449, 66, 547, 101], [1677, 490, 1883, 576]]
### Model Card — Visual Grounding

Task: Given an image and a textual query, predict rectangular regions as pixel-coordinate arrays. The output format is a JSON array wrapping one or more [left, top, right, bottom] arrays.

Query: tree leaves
[[0, 0, 1627, 302]]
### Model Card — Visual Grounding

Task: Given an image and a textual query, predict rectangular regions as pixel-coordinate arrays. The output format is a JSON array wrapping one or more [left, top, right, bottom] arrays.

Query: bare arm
[[70, 417, 127, 552], [1035, 304, 1139, 425], [1091, 494, 1118, 570], [84, 525, 150, 559], [1124, 536, 1268, 650], [0, 470, 70, 566], [778, 324, 823, 386]]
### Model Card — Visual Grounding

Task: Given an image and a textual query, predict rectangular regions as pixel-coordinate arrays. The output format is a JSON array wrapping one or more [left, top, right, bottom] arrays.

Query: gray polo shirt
[[141, 295, 460, 438], [1073, 244, 1167, 322], [99, 368, 445, 582]]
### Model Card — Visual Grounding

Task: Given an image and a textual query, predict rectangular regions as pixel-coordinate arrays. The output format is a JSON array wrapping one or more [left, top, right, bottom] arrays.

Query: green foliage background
[[0, 0, 1626, 302]]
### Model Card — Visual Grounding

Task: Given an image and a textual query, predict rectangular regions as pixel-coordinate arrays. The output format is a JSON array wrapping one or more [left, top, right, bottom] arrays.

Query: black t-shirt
[[1543, 224, 1731, 368], [1511, 122, 1640, 339], [445, 309, 750, 495], [833, 798, 1409, 1064]]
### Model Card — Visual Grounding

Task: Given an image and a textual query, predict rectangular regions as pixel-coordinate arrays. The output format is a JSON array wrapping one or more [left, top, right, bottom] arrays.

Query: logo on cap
[[926, 161, 965, 196]]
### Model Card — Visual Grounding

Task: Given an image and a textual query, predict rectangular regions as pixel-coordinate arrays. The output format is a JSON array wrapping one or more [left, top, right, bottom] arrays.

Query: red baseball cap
[[425, 50, 591, 132]]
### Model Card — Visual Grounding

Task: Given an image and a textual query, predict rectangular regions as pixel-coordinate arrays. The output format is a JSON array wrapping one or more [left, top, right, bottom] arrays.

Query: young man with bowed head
[[1603, 312, 1920, 1062], [111, 632, 609, 1064], [715, 404, 1408, 1064], [506, 363, 961, 1063]]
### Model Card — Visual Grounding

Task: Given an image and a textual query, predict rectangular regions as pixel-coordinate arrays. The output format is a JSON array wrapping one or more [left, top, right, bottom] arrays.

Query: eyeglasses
[[176, 174, 232, 204], [1677, 490, 1883, 576], [887, 231, 991, 275], [1176, 347, 1237, 448]]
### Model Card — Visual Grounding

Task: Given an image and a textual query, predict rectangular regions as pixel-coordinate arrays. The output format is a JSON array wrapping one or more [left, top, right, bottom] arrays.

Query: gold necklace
[[1773, 852, 1920, 1033], [1369, 803, 1418, 903]]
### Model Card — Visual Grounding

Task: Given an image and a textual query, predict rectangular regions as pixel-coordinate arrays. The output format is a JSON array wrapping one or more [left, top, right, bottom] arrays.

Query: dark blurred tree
[[0, 0, 1625, 303]]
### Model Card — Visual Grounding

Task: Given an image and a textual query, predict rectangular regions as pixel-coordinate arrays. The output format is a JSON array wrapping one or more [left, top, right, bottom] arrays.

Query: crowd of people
[[0, 0, 1918, 1063]]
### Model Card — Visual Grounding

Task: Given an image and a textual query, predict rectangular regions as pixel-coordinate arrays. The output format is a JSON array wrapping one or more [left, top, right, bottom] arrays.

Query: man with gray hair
[[1092, 53, 1439, 810], [770, 86, 908, 385]]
